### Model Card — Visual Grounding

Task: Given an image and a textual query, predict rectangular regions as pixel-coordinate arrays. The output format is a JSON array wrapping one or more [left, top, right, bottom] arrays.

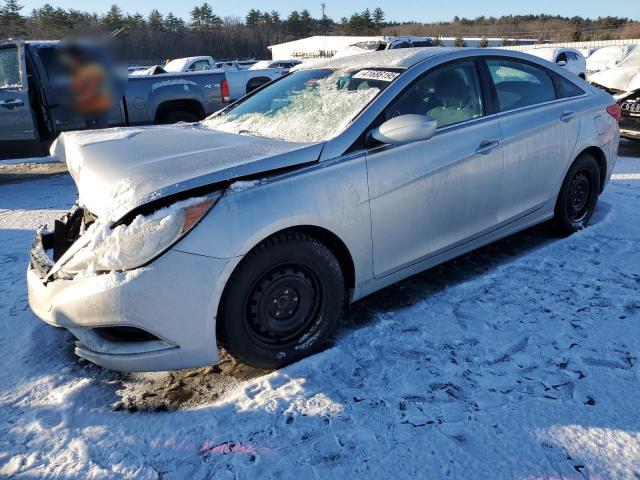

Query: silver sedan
[[28, 48, 620, 371]]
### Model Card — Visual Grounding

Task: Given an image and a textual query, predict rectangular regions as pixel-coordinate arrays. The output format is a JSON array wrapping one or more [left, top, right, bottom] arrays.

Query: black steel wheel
[[218, 232, 345, 368], [553, 153, 600, 235]]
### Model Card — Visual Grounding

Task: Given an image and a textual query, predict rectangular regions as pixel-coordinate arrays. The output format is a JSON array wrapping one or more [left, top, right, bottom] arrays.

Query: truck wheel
[[218, 232, 345, 369], [157, 110, 200, 124], [552, 153, 600, 235], [246, 77, 270, 94]]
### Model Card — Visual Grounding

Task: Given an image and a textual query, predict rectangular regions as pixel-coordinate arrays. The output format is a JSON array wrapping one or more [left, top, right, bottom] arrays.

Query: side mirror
[[557, 60, 567, 67], [371, 114, 437, 145]]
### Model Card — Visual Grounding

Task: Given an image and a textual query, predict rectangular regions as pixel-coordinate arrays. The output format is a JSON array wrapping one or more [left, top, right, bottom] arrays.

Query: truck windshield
[[202, 68, 399, 143]]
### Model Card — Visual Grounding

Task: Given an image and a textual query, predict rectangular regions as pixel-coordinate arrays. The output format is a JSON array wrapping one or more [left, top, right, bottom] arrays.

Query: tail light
[[606, 103, 622, 122], [221, 79, 229, 102]]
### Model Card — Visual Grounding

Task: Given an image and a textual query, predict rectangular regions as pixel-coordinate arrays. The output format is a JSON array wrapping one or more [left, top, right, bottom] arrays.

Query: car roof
[[300, 47, 458, 71]]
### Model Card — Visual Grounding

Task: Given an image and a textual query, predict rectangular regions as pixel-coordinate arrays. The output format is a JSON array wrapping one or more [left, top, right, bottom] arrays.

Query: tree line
[[0, 1, 390, 61], [1, 1, 638, 63]]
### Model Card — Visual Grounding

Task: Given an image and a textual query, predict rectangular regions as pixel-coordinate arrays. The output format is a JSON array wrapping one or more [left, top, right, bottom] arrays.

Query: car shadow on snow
[[348, 223, 556, 328]]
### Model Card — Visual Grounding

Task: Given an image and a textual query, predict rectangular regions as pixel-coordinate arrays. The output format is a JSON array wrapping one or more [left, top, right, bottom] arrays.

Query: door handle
[[475, 139, 500, 154], [560, 111, 576, 122], [0, 99, 24, 109]]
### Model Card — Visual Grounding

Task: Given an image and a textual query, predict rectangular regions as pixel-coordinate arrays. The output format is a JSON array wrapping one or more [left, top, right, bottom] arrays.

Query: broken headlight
[[57, 194, 220, 277]]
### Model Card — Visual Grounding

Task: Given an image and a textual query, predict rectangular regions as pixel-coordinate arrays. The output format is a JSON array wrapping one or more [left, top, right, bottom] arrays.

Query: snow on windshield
[[203, 70, 383, 142]]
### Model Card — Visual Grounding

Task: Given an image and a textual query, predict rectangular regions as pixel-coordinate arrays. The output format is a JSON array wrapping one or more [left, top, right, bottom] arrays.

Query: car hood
[[589, 66, 640, 93], [52, 124, 323, 220]]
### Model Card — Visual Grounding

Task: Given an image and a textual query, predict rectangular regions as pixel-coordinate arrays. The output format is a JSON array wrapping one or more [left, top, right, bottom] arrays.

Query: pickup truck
[[129, 54, 288, 104], [223, 67, 288, 102], [0, 40, 226, 159]]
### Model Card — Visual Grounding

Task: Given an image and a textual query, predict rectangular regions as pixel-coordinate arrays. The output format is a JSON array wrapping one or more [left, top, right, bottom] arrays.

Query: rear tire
[[218, 232, 345, 369], [552, 153, 600, 235]]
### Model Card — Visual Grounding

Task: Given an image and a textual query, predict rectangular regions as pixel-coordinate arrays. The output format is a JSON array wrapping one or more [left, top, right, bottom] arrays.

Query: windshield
[[619, 49, 640, 68], [203, 68, 399, 142]]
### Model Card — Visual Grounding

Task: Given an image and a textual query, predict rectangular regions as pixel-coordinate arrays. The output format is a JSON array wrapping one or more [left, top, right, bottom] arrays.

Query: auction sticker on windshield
[[352, 70, 400, 82]]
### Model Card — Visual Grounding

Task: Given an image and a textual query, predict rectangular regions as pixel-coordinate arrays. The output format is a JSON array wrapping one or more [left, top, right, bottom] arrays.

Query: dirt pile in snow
[[113, 351, 271, 412]]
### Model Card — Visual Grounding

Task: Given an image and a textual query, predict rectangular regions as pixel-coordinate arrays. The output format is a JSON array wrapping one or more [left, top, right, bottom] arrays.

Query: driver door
[[0, 43, 38, 143], [365, 59, 504, 277]]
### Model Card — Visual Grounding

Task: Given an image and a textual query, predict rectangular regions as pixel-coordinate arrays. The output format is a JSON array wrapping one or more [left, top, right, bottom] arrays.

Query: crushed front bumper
[[27, 227, 235, 371]]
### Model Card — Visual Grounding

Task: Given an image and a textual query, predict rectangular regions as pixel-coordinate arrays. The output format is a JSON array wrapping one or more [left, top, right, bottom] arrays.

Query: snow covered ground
[[1, 144, 640, 479]]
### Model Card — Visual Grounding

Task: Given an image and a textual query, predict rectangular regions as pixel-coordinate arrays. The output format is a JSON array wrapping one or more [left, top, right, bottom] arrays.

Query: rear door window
[[486, 58, 556, 111], [0, 46, 21, 88]]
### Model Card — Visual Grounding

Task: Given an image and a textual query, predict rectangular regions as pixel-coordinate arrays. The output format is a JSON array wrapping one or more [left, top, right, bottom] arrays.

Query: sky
[[16, 0, 639, 23]]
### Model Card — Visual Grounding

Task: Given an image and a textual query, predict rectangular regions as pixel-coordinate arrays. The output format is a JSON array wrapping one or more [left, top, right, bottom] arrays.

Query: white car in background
[[527, 47, 587, 79], [586, 45, 635, 75]]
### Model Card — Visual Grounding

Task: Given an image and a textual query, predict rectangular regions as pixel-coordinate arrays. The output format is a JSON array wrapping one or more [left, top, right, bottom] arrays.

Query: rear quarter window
[[555, 75, 585, 98]]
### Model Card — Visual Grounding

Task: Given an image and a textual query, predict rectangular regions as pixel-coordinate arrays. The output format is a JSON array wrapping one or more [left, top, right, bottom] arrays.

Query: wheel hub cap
[[567, 171, 591, 222], [245, 265, 322, 346]]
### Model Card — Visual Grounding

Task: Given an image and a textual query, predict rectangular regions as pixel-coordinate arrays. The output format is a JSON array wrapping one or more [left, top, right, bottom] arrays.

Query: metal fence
[[500, 38, 640, 51]]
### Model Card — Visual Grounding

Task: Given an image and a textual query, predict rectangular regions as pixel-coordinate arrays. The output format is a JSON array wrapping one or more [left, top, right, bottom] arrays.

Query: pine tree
[[147, 9, 164, 31], [0, 0, 27, 36], [372, 7, 385, 32], [102, 4, 123, 32], [299, 9, 313, 35], [245, 8, 260, 27], [191, 2, 221, 30]]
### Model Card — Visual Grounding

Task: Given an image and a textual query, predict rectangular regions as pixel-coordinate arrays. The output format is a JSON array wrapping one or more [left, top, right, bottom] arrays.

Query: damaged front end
[[30, 205, 95, 282], [30, 190, 222, 284], [26, 192, 231, 371]]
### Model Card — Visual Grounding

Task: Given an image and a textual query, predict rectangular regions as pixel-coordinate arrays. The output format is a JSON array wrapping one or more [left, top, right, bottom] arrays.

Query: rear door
[[0, 43, 37, 142], [485, 58, 581, 222]]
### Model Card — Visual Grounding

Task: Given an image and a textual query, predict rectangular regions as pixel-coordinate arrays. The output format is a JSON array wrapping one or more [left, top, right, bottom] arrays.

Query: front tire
[[218, 232, 345, 369], [552, 153, 600, 235]]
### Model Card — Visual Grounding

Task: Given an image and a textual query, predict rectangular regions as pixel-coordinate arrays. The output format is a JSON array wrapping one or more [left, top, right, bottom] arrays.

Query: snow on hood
[[589, 66, 640, 93], [52, 124, 322, 221]]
